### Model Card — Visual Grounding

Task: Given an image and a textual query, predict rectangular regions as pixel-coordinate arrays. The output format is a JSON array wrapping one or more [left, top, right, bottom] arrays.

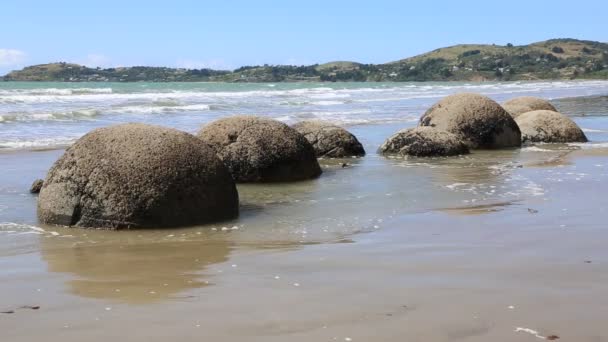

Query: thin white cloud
[[0, 49, 27, 66], [79, 54, 113, 68], [176, 58, 233, 70]]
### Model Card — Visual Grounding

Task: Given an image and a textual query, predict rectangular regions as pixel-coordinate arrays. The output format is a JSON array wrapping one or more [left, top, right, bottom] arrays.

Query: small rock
[[546, 335, 560, 340], [527, 208, 539, 214], [379, 127, 469, 157], [292, 120, 366, 158], [21, 305, 40, 310], [30, 179, 44, 194]]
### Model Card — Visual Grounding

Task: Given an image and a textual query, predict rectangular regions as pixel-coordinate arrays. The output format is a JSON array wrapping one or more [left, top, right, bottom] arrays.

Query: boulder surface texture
[[379, 127, 470, 157], [198, 116, 322, 182], [419, 93, 521, 149], [292, 120, 365, 158], [38, 123, 239, 229]]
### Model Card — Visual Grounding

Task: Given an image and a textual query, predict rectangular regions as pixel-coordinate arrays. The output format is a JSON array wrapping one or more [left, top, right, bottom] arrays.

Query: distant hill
[[4, 39, 608, 82], [385, 38, 608, 81], [2, 63, 230, 82]]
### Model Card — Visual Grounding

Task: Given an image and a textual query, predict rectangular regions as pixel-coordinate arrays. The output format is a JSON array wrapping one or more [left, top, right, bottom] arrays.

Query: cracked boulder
[[419, 93, 521, 149], [515, 110, 588, 143], [379, 127, 469, 157], [37, 123, 239, 229], [292, 120, 365, 158], [198, 116, 322, 182]]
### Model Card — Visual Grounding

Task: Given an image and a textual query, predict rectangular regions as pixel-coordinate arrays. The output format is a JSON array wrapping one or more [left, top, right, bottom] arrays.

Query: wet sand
[[2, 116, 608, 340]]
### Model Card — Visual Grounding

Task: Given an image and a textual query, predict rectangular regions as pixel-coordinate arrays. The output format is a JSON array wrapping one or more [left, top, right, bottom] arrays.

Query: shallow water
[[1, 82, 608, 341]]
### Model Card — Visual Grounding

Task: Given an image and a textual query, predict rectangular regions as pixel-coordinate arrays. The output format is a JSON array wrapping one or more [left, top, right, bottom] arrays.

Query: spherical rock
[[379, 127, 470, 157], [515, 110, 588, 143], [198, 116, 322, 182], [502, 96, 558, 117], [38, 123, 239, 229], [292, 120, 365, 158], [419, 93, 521, 149], [30, 179, 44, 194]]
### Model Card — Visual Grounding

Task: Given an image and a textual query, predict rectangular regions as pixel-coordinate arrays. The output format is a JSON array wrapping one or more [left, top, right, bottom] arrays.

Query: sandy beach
[[2, 83, 608, 341]]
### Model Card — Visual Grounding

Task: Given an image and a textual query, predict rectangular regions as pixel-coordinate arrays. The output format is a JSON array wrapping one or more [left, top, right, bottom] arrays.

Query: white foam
[[582, 128, 608, 133], [0, 87, 112, 97], [108, 103, 211, 114], [1, 80, 608, 106], [0, 137, 78, 150], [522, 182, 545, 197], [569, 142, 608, 149], [0, 109, 100, 123], [514, 327, 547, 339], [0, 222, 50, 235], [312, 100, 344, 106], [445, 182, 469, 190], [521, 146, 556, 153]]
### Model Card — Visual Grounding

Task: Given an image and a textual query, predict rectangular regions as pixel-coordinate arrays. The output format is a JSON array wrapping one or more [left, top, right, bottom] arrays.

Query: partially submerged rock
[[379, 127, 469, 157], [419, 93, 521, 149], [30, 179, 44, 194], [292, 120, 365, 158], [515, 110, 588, 143], [38, 123, 239, 229], [502, 96, 558, 118], [198, 116, 322, 182]]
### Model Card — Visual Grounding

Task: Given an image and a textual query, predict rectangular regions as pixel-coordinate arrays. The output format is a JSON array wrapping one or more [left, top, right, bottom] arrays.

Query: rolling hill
[[4, 38, 608, 82]]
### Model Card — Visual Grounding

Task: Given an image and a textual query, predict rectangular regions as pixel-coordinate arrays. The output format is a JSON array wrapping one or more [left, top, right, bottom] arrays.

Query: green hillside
[[4, 39, 608, 82]]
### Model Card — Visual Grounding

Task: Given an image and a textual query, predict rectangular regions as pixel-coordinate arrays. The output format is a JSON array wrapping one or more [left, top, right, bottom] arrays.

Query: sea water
[[2, 80, 608, 150]]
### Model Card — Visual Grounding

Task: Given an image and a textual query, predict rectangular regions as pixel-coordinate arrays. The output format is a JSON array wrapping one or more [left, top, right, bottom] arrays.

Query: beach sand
[[2, 118, 608, 341]]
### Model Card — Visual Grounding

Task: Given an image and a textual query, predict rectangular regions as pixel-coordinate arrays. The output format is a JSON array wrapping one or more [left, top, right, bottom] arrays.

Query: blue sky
[[1, 0, 607, 74]]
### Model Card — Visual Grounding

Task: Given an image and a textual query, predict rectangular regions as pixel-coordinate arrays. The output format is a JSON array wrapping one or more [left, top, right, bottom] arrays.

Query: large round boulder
[[198, 116, 322, 182], [502, 96, 558, 118], [419, 93, 521, 149], [515, 110, 588, 143], [379, 127, 470, 157], [38, 123, 239, 229], [292, 120, 365, 158]]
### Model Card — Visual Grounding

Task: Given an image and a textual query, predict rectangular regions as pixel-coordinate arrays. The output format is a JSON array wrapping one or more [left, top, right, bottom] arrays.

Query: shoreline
[[3, 76, 608, 83], [2, 91, 608, 154]]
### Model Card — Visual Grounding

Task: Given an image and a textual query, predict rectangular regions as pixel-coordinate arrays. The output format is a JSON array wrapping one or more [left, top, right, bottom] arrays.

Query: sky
[[1, 0, 607, 74]]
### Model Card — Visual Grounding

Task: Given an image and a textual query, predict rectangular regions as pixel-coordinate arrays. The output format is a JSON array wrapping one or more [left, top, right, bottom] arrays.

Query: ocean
[[2, 80, 608, 150]]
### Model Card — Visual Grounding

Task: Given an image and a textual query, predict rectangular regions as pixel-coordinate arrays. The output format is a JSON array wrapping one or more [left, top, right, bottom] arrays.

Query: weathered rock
[[419, 93, 521, 149], [515, 110, 588, 143], [292, 121, 365, 158], [30, 179, 44, 194], [379, 127, 470, 157], [502, 96, 558, 117], [38, 123, 239, 229], [198, 116, 322, 182]]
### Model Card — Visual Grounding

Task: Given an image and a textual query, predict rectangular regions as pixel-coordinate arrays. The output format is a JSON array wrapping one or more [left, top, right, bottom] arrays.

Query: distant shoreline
[[2, 76, 608, 83], [3, 38, 608, 83]]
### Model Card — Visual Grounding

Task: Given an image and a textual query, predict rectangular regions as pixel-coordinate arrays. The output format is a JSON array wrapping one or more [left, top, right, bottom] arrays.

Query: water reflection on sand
[[40, 229, 231, 303]]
